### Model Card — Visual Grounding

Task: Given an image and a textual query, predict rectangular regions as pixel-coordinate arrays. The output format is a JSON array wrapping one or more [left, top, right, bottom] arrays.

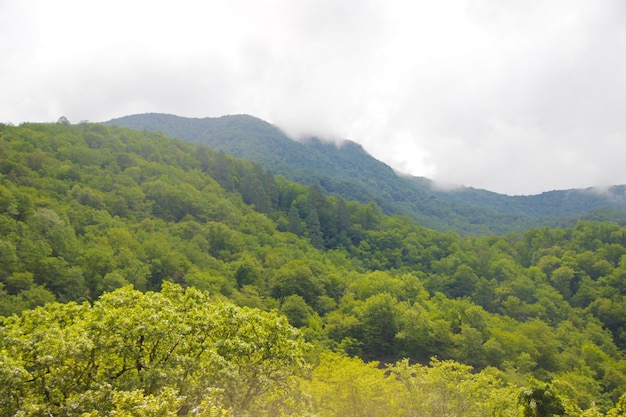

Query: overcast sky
[[2, 0, 626, 195]]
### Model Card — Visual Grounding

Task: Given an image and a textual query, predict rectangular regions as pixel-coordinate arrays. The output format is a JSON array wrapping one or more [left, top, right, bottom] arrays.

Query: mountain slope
[[4, 122, 626, 411], [105, 113, 626, 234]]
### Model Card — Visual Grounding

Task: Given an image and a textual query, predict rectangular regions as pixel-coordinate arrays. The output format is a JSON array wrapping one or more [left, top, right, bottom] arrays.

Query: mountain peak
[[105, 113, 626, 234]]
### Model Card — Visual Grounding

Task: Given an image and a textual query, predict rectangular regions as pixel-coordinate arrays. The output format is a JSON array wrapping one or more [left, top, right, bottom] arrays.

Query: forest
[[106, 113, 626, 235], [2, 121, 626, 415]]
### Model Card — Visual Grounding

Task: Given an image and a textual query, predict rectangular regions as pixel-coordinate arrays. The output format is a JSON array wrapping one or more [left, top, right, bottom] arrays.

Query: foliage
[[520, 384, 566, 417], [390, 358, 521, 417], [305, 352, 405, 417], [0, 283, 307, 416], [2, 122, 626, 413], [105, 113, 626, 235]]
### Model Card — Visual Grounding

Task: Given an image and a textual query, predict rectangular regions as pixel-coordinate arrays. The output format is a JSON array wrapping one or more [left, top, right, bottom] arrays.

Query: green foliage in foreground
[[3, 122, 626, 414], [3, 284, 626, 417], [0, 283, 307, 416]]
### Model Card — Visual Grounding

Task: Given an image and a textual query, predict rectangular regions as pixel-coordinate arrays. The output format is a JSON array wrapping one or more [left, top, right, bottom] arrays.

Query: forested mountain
[[106, 113, 626, 235], [3, 121, 626, 415]]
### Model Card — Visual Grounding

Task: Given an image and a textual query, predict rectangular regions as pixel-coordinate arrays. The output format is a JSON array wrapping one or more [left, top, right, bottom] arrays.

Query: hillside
[[106, 113, 626, 234], [3, 121, 626, 414]]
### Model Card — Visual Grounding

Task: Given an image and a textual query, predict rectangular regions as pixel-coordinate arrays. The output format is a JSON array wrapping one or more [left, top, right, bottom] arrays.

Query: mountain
[[4, 122, 626, 412], [105, 113, 626, 234]]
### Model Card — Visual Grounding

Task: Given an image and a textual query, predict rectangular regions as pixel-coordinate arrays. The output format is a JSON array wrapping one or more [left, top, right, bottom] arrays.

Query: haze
[[2, 0, 626, 195]]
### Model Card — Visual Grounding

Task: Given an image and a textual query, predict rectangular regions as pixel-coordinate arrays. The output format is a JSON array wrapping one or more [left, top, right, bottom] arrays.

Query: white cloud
[[2, 0, 626, 194]]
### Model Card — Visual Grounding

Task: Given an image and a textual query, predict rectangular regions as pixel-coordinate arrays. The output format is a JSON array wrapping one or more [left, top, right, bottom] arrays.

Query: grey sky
[[2, 0, 626, 195]]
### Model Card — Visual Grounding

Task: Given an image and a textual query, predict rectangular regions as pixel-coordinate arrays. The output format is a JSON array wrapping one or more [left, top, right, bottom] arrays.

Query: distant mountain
[[105, 113, 626, 234]]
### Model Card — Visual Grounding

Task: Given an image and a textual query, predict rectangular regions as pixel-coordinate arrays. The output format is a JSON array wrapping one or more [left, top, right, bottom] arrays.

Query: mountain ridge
[[5, 121, 626, 413], [105, 113, 626, 234]]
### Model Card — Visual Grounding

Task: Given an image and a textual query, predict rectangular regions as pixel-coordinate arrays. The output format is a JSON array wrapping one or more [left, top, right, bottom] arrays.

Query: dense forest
[[106, 113, 626, 235], [3, 122, 626, 415]]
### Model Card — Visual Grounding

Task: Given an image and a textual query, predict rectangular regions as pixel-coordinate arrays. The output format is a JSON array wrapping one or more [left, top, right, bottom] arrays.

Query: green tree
[[306, 208, 324, 249], [280, 294, 313, 327], [287, 205, 304, 236], [607, 392, 626, 416], [306, 352, 405, 417], [270, 260, 324, 305], [0, 283, 309, 416], [520, 384, 565, 417], [357, 293, 400, 360], [390, 358, 521, 417]]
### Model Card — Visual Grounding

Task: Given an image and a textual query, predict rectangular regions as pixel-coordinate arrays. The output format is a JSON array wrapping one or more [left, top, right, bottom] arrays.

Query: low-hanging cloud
[[2, 0, 626, 195]]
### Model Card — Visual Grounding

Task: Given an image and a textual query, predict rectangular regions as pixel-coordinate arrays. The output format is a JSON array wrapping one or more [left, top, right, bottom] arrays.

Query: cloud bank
[[2, 0, 626, 195]]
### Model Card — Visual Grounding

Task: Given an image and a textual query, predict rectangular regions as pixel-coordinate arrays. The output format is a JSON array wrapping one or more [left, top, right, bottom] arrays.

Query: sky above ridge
[[2, 0, 626, 195]]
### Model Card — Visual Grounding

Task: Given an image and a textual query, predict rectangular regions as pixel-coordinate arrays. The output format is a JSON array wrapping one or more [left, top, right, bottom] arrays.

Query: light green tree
[[305, 352, 406, 417], [0, 283, 309, 416], [389, 358, 522, 417]]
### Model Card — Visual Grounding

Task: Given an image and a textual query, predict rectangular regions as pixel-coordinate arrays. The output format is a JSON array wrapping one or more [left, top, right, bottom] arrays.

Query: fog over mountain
[[2, 0, 626, 194], [106, 112, 626, 235]]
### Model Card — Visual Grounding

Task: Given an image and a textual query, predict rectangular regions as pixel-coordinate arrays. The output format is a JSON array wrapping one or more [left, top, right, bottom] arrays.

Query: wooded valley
[[2, 122, 626, 415]]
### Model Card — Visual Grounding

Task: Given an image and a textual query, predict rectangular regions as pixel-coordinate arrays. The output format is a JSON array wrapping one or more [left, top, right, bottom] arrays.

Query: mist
[[2, 0, 626, 195]]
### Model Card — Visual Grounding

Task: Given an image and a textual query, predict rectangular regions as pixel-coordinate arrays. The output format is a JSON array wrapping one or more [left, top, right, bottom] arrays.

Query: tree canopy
[[2, 122, 626, 414]]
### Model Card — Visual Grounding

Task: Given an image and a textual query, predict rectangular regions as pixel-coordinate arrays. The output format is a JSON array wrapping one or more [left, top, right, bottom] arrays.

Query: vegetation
[[1, 283, 306, 416], [106, 113, 626, 235], [2, 121, 626, 415]]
